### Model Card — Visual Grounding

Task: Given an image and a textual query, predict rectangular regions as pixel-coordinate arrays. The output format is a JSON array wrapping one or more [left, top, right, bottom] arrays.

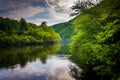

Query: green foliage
[[0, 17, 20, 34], [19, 18, 28, 34], [40, 21, 47, 27], [0, 18, 60, 46], [69, 0, 120, 79], [70, 0, 102, 16], [53, 22, 76, 40]]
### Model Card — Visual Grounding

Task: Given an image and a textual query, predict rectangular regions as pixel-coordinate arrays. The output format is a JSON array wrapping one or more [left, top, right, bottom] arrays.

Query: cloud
[[0, 0, 102, 25], [26, 8, 75, 26], [46, 0, 76, 17], [46, 0, 76, 9], [26, 0, 76, 25], [0, 0, 76, 25], [0, 0, 46, 19], [27, 17, 64, 26], [3, 6, 45, 20]]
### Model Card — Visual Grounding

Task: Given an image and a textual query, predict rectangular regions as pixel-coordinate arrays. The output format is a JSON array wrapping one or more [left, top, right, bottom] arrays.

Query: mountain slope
[[69, 0, 120, 79], [53, 21, 76, 40]]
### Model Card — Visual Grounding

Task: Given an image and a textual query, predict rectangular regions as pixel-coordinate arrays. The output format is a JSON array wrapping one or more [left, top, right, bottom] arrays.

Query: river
[[0, 43, 82, 80]]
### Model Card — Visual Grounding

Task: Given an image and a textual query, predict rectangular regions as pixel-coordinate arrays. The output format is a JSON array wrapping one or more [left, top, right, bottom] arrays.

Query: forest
[[53, 21, 76, 40], [68, 0, 120, 79], [0, 17, 60, 46]]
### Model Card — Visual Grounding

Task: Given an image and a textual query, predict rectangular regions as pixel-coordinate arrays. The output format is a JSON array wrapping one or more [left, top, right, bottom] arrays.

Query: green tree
[[20, 18, 28, 30], [69, 0, 120, 79], [40, 21, 47, 27], [0, 17, 60, 46], [70, 0, 102, 16]]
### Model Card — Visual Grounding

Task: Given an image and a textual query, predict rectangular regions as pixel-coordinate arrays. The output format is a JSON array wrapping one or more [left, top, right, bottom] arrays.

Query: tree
[[70, 0, 102, 16], [18, 18, 28, 34], [20, 18, 28, 31], [40, 21, 47, 27]]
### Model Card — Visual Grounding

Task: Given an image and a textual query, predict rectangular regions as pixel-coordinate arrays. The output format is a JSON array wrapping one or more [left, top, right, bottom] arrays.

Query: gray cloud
[[0, 0, 76, 25], [3, 6, 45, 19], [0, 0, 47, 13], [0, 0, 47, 19]]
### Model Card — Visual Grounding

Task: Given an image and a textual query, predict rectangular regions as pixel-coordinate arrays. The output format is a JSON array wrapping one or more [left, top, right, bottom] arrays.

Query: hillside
[[0, 18, 60, 46], [53, 21, 76, 40], [69, 0, 120, 79]]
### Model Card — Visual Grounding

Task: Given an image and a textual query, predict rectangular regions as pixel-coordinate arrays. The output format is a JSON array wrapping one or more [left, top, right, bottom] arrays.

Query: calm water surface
[[0, 44, 81, 80]]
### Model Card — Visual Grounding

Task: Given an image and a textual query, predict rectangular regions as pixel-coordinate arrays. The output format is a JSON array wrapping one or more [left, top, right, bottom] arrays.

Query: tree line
[[0, 17, 60, 46]]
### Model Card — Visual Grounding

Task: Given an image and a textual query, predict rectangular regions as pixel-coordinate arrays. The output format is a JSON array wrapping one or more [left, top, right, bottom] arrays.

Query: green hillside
[[53, 21, 76, 40], [0, 18, 60, 46], [69, 0, 120, 79]]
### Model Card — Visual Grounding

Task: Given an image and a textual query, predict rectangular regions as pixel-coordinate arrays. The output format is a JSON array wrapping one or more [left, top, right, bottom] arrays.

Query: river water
[[0, 43, 82, 80]]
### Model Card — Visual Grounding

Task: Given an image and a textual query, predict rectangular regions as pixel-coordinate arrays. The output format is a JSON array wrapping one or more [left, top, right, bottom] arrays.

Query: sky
[[0, 0, 77, 25]]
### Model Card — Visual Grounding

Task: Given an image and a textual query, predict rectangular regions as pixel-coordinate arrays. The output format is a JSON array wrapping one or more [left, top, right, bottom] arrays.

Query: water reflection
[[0, 43, 79, 80], [68, 64, 100, 80], [0, 44, 60, 69], [57, 40, 71, 54], [69, 64, 82, 80], [69, 53, 120, 80]]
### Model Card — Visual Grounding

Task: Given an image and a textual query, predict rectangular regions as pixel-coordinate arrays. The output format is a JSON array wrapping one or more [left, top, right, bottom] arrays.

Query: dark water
[[0, 43, 82, 80]]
